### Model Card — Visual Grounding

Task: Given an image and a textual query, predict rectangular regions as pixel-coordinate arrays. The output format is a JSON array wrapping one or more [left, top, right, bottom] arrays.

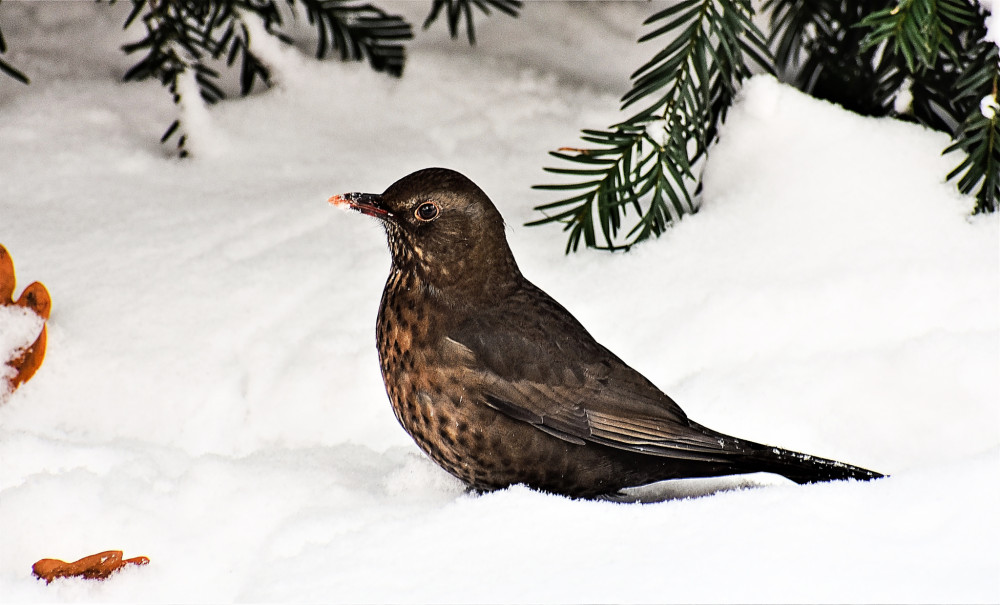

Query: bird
[[329, 167, 884, 498]]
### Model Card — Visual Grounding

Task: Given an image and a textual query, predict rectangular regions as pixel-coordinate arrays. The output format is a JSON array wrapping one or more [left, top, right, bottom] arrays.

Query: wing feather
[[444, 281, 735, 459]]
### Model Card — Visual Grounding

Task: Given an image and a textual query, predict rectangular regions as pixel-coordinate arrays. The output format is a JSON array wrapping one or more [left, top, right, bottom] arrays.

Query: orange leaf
[[32, 550, 150, 584]]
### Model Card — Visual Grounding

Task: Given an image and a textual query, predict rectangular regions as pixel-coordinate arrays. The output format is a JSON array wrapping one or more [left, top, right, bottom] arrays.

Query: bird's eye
[[414, 202, 439, 222]]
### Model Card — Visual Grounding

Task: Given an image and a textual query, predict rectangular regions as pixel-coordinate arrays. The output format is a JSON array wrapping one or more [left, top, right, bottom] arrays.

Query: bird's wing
[[444, 282, 732, 460]]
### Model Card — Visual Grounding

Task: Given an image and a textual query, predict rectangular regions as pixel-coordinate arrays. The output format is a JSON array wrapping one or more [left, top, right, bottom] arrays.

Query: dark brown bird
[[329, 167, 883, 498]]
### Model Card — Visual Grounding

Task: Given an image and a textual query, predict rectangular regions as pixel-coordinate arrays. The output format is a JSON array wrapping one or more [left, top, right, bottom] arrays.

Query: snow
[[0, 305, 43, 400], [1, 2, 998, 603], [892, 77, 913, 114], [982, 93, 999, 119], [0, 307, 42, 366], [982, 0, 999, 49]]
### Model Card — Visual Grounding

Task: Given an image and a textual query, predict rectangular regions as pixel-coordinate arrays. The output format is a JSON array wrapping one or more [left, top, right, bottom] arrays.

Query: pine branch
[[765, 0, 829, 74], [531, 0, 771, 252], [768, 0, 997, 215], [113, 0, 411, 155], [764, 0, 900, 118], [853, 0, 997, 210], [765, 0, 980, 131], [857, 0, 973, 72], [299, 0, 412, 76], [423, 0, 521, 45], [116, 0, 265, 154], [0, 0, 30, 84], [945, 42, 999, 213]]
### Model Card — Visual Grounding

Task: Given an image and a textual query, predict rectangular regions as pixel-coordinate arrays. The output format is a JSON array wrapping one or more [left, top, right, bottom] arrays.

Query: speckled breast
[[373, 270, 637, 496], [375, 269, 484, 483], [376, 272, 608, 490]]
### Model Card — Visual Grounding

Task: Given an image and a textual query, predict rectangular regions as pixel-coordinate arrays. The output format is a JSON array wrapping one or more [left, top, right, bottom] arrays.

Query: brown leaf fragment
[[0, 244, 15, 303], [32, 550, 150, 584]]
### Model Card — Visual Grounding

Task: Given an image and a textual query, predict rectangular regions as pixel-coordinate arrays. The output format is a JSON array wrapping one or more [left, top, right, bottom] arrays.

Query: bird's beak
[[328, 192, 394, 220]]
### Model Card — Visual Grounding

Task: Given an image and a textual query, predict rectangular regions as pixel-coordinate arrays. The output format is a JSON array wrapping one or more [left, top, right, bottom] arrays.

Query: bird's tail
[[741, 442, 884, 484], [690, 422, 885, 484]]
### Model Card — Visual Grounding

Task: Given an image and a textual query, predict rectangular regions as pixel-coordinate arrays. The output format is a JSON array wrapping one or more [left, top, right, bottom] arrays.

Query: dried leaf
[[32, 551, 150, 584]]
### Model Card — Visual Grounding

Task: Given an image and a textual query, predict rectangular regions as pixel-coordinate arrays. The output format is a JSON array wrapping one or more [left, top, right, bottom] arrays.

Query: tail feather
[[747, 444, 884, 484], [690, 422, 884, 484]]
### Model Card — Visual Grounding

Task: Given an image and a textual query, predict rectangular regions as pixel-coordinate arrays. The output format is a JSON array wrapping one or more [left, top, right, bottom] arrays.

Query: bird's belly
[[379, 363, 636, 497]]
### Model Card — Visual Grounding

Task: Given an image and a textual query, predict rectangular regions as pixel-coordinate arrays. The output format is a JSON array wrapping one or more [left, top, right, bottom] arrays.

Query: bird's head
[[330, 168, 521, 298]]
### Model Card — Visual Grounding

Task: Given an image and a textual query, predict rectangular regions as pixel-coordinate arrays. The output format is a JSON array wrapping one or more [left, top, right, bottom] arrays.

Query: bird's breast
[[373, 269, 642, 496], [376, 271, 481, 474]]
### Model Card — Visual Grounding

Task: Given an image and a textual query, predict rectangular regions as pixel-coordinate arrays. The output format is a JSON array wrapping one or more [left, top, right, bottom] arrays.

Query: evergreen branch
[[0, 0, 29, 84], [423, 0, 521, 45], [767, 0, 996, 216], [763, 0, 831, 73], [946, 109, 1000, 213], [110, 0, 412, 155], [852, 0, 997, 210], [944, 43, 999, 213], [299, 0, 412, 76], [765, 0, 901, 118], [0, 56, 28, 85], [115, 0, 260, 155], [904, 1, 985, 133], [532, 0, 771, 252], [857, 0, 974, 72], [117, 0, 278, 99]]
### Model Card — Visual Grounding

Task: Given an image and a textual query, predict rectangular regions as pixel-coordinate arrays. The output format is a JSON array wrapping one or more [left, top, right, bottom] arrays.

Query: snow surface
[[1, 2, 998, 603], [981, 0, 999, 49]]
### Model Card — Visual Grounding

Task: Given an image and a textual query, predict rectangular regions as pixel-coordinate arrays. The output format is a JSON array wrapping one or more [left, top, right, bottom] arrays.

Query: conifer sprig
[[764, 0, 899, 119], [0, 0, 29, 85], [857, 0, 973, 72], [530, 0, 771, 252], [299, 0, 412, 76], [530, 0, 997, 253], [116, 0, 280, 155], [945, 43, 999, 213], [1, 0, 517, 153], [423, 0, 521, 45], [110, 0, 412, 156], [852, 0, 996, 212]]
